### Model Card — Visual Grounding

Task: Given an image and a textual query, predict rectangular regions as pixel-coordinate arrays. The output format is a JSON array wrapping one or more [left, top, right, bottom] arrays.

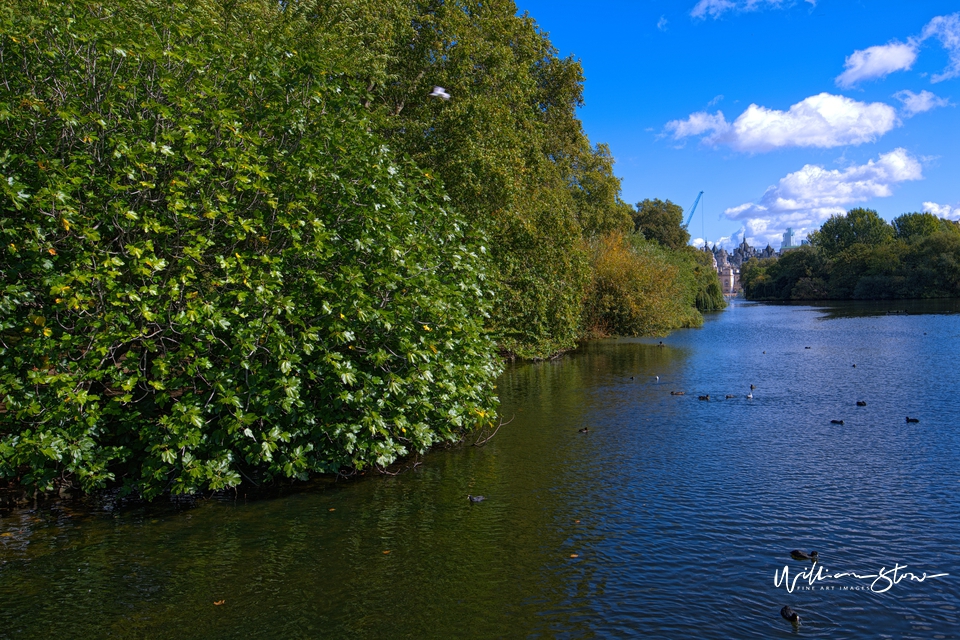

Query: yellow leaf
[[48, 248, 56, 255], [213, 600, 225, 606]]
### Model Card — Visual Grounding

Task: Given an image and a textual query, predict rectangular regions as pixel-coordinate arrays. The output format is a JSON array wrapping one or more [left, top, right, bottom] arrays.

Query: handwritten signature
[[775, 562, 949, 594]]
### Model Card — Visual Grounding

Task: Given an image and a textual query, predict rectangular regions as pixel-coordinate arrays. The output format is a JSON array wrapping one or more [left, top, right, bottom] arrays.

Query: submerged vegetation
[[0, 0, 723, 497], [742, 209, 960, 301]]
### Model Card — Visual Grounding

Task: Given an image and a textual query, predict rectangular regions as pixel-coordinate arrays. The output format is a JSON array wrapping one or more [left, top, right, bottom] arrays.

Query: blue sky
[[514, 0, 960, 249]]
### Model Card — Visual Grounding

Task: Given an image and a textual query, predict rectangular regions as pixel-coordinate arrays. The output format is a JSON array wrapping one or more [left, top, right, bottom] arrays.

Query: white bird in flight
[[428, 86, 451, 101]]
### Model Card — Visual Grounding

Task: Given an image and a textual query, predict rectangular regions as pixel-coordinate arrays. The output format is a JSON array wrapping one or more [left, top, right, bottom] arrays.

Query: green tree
[[893, 212, 943, 240], [357, 0, 592, 358], [632, 199, 690, 250], [568, 144, 634, 237], [809, 207, 893, 257]]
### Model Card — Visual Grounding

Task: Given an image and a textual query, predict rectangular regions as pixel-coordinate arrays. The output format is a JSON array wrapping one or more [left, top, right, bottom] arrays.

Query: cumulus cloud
[[664, 93, 899, 152], [923, 201, 960, 220], [835, 41, 918, 88], [921, 13, 960, 82], [894, 90, 950, 116], [657, 16, 668, 31], [723, 149, 923, 245], [690, 0, 790, 19], [836, 13, 960, 86]]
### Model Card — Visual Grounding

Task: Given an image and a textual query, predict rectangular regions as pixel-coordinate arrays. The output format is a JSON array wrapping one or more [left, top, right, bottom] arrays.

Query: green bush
[[582, 233, 703, 337], [0, 1, 499, 497]]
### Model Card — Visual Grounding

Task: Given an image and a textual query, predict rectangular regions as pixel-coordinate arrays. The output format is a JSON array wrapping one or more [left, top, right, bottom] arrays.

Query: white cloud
[[837, 13, 960, 86], [921, 13, 960, 82], [690, 0, 789, 19], [664, 110, 730, 138], [707, 94, 725, 107], [665, 93, 899, 152], [835, 41, 918, 88], [922, 201, 960, 220], [657, 16, 668, 31], [723, 149, 923, 245], [894, 90, 950, 116]]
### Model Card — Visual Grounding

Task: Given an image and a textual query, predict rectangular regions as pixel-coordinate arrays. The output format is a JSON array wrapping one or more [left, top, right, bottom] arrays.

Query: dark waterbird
[[671, 391, 685, 396], [467, 495, 486, 503], [906, 417, 920, 423], [578, 427, 590, 434], [725, 394, 736, 399], [856, 400, 867, 407], [790, 550, 819, 561], [830, 419, 844, 425], [780, 605, 801, 625], [698, 395, 710, 401]]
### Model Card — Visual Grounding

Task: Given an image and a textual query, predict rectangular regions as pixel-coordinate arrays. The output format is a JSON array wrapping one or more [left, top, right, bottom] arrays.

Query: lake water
[[2, 300, 959, 638]]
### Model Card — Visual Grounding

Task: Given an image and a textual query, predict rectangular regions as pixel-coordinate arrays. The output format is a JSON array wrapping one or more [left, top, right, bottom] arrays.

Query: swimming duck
[[750, 384, 756, 390], [578, 427, 589, 433], [698, 395, 710, 401], [780, 605, 800, 625], [725, 394, 736, 399], [670, 391, 685, 396], [790, 550, 819, 561], [830, 419, 844, 425], [746, 392, 753, 399], [906, 417, 919, 423], [467, 494, 486, 503], [856, 400, 867, 407]]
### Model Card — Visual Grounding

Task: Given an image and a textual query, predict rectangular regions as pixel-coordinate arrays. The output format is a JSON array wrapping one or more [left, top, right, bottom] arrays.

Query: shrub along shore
[[0, 0, 723, 499]]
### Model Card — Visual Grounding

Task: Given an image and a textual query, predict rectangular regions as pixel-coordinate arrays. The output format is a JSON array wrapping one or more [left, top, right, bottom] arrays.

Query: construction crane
[[684, 191, 703, 227]]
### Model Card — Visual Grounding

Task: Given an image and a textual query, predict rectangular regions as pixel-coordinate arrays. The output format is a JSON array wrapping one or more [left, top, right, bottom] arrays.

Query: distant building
[[781, 227, 799, 251], [718, 263, 739, 295], [708, 238, 776, 294]]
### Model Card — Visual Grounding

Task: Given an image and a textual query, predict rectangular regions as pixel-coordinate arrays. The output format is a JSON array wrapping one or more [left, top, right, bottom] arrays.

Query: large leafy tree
[[632, 199, 690, 250], [809, 207, 893, 257], [0, 0, 498, 496], [891, 211, 960, 241]]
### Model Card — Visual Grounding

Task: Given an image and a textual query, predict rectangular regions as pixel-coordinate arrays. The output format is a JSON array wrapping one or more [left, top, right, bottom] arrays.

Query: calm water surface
[[2, 301, 959, 638]]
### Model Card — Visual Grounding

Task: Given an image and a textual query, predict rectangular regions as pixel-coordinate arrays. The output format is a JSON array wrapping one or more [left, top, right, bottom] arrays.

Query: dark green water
[[2, 301, 959, 638]]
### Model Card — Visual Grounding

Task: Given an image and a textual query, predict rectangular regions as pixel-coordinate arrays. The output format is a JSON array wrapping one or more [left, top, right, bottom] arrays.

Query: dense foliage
[[1, 0, 725, 497], [632, 199, 690, 250], [582, 234, 722, 338], [0, 0, 498, 496], [742, 209, 960, 301]]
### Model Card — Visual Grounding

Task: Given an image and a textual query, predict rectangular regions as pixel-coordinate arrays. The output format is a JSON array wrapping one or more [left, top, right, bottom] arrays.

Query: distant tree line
[[0, 0, 723, 498], [741, 208, 960, 301]]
